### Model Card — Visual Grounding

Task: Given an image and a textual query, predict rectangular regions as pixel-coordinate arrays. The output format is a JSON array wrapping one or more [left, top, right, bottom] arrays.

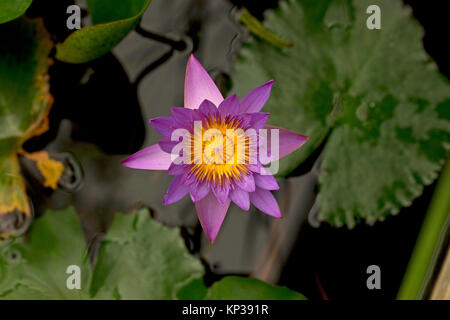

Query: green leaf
[[0, 208, 204, 299], [0, 0, 33, 24], [0, 207, 90, 299], [232, 0, 450, 226], [89, 209, 204, 299], [0, 18, 53, 224], [205, 276, 307, 300], [1, 207, 308, 300], [176, 278, 208, 300], [0, 18, 53, 156], [56, 0, 151, 63]]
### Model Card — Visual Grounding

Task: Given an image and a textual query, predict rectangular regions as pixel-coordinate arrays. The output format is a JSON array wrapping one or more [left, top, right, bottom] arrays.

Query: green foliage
[[205, 276, 307, 300], [0, 208, 306, 299], [0, 208, 203, 299], [0, 207, 90, 299], [232, 0, 450, 227], [89, 208, 204, 299], [56, 0, 151, 63], [0, 18, 52, 156], [0, 0, 33, 24]]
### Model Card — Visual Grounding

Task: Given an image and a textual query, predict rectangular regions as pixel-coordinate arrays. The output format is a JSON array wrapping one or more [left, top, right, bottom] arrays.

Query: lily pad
[[0, 207, 90, 299], [0, 0, 33, 24], [232, 0, 450, 226], [0, 208, 204, 299], [0, 207, 307, 300], [56, 0, 152, 63], [89, 208, 204, 299]]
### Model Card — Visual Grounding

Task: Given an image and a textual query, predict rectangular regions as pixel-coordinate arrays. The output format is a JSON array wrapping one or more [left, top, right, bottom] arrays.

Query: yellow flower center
[[188, 115, 250, 186]]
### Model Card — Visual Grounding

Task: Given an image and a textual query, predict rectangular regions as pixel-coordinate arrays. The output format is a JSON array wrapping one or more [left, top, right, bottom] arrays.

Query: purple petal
[[167, 162, 186, 175], [163, 175, 190, 205], [249, 187, 281, 218], [229, 188, 250, 210], [198, 99, 218, 117], [184, 54, 224, 109], [260, 125, 308, 164], [254, 173, 279, 190], [190, 182, 210, 202], [195, 192, 231, 242], [218, 94, 240, 117], [171, 107, 193, 126], [234, 174, 255, 192], [158, 137, 179, 154], [149, 116, 173, 137], [121, 144, 171, 170], [247, 162, 262, 173], [240, 80, 274, 113], [212, 184, 230, 205], [249, 112, 270, 130]]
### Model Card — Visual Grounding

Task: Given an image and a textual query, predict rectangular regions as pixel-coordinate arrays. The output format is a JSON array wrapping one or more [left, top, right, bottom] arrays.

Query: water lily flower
[[121, 55, 307, 242]]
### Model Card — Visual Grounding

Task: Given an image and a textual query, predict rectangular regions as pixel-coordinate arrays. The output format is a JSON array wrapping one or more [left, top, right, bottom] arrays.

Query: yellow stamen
[[188, 115, 250, 186]]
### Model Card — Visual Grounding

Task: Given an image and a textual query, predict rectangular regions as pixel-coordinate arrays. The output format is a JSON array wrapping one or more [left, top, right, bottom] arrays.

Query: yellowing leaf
[[22, 151, 64, 190], [0, 18, 54, 238], [0, 154, 30, 216], [0, 18, 54, 156]]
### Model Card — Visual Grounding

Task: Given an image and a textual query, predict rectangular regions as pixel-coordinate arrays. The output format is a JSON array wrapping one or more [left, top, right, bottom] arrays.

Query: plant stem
[[397, 158, 450, 299], [135, 25, 186, 51], [133, 49, 174, 87]]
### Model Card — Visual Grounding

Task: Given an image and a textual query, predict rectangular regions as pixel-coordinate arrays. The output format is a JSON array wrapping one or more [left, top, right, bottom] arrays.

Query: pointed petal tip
[[188, 53, 197, 62], [195, 192, 230, 244], [240, 79, 275, 113], [185, 54, 223, 109]]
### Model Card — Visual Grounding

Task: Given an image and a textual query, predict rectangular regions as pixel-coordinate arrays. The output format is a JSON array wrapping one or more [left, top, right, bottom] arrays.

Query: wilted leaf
[[0, 18, 53, 234], [0, 155, 32, 239], [205, 276, 307, 300], [0, 155, 30, 217], [90, 209, 204, 299], [56, 0, 152, 63], [0, 0, 33, 24], [232, 0, 450, 226], [0, 18, 53, 156], [22, 151, 64, 189]]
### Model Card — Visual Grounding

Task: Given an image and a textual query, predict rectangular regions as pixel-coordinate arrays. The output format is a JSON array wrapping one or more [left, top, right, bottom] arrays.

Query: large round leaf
[[89, 209, 204, 299], [0, 207, 307, 300], [232, 0, 450, 226], [0, 208, 205, 299], [0, 207, 90, 299]]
